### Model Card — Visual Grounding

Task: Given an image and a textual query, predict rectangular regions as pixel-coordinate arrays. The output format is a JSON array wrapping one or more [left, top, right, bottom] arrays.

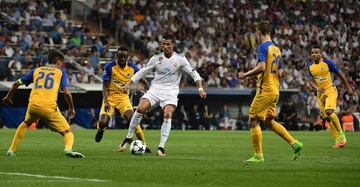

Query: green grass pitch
[[1, 129, 360, 187]]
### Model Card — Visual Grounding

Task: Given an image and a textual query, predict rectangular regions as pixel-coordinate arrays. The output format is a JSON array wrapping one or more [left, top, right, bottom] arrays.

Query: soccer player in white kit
[[118, 34, 207, 156]]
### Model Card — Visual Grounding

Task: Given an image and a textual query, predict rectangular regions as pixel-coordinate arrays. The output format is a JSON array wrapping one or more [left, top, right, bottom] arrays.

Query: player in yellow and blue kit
[[2, 51, 84, 158], [94, 47, 151, 153], [238, 21, 303, 163], [308, 45, 353, 148]]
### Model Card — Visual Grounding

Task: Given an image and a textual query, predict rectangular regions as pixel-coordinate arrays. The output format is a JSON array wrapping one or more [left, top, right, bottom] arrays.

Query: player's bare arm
[[102, 81, 111, 112], [63, 87, 76, 118], [2, 81, 21, 105], [238, 61, 265, 79], [334, 71, 353, 96]]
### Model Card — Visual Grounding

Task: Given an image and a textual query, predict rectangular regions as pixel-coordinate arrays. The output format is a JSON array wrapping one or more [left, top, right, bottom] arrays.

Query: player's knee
[[163, 111, 173, 119], [136, 107, 146, 114], [123, 110, 133, 121], [60, 129, 72, 136], [248, 118, 259, 128], [264, 118, 274, 129], [325, 109, 334, 116]]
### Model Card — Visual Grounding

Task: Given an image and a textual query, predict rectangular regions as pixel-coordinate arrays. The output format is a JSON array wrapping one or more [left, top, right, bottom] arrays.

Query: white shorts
[[141, 90, 178, 109]]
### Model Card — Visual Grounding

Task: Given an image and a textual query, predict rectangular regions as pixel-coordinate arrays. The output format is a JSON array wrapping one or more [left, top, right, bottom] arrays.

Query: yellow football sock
[[250, 125, 262, 155], [135, 125, 146, 143], [271, 121, 296, 145], [329, 113, 343, 134], [328, 122, 340, 140], [64, 132, 74, 151], [9, 122, 28, 152]]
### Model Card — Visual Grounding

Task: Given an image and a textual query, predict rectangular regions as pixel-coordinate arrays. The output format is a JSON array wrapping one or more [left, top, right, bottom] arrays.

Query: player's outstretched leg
[[6, 122, 28, 157], [264, 119, 303, 160], [63, 131, 85, 158]]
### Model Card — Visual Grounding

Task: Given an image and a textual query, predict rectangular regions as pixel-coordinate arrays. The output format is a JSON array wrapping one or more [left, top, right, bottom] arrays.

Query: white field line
[[0, 172, 110, 182], [0, 180, 76, 183]]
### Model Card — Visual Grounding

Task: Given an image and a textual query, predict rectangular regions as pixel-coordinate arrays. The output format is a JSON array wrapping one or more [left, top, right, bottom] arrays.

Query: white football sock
[[126, 111, 143, 139], [159, 118, 172, 148]]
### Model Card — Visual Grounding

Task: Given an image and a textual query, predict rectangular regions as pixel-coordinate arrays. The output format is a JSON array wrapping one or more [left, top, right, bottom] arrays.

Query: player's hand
[[104, 101, 111, 113], [318, 88, 325, 94], [2, 96, 13, 105], [238, 72, 246, 79], [67, 108, 76, 119], [199, 89, 207, 99], [120, 81, 132, 94]]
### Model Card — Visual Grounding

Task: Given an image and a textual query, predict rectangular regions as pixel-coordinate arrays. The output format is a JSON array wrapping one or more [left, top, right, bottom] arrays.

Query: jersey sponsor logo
[[158, 67, 175, 76], [112, 79, 126, 89], [314, 76, 328, 82]]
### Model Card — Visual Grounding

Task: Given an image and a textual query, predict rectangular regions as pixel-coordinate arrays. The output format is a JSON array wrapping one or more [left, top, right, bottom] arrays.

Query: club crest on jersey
[[172, 62, 177, 68], [321, 67, 325, 71], [159, 57, 163, 62], [126, 73, 131, 77]]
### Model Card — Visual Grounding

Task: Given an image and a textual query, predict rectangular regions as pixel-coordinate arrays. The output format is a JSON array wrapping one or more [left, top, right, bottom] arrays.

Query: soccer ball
[[129, 140, 146, 155]]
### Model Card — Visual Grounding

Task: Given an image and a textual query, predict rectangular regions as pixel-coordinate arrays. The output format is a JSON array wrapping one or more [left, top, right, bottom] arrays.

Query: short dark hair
[[257, 20, 272, 35], [117, 46, 128, 53], [162, 33, 175, 43], [48, 50, 64, 64], [311, 43, 322, 50]]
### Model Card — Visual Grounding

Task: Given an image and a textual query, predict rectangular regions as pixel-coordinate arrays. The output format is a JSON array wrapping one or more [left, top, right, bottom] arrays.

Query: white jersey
[[131, 52, 201, 96]]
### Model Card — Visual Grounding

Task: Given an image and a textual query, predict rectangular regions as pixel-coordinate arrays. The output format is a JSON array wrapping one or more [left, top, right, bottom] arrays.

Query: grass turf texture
[[1, 129, 360, 187]]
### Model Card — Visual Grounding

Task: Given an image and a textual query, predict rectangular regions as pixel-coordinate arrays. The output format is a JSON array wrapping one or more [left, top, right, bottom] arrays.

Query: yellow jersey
[[307, 58, 339, 91], [256, 41, 282, 95], [103, 60, 139, 103], [19, 66, 69, 107]]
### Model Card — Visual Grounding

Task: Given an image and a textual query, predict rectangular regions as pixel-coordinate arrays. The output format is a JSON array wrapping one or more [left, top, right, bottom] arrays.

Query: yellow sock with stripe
[[9, 122, 28, 152], [250, 125, 262, 156], [271, 121, 296, 145], [328, 122, 340, 141], [329, 113, 343, 134], [64, 132, 74, 151], [135, 125, 146, 143]]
